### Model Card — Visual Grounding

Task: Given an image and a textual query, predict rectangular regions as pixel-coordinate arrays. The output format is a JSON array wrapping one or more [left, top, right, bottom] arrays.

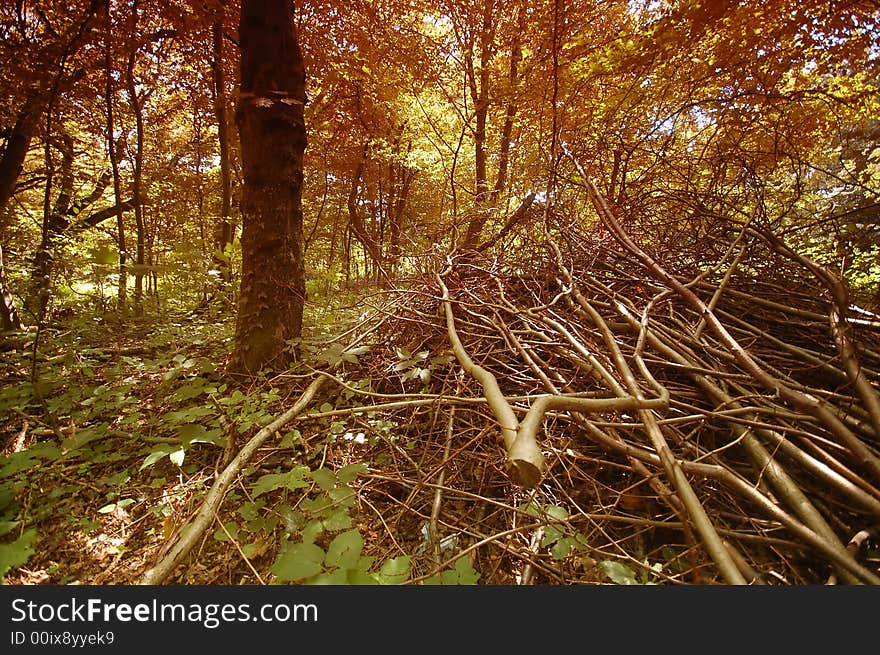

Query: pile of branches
[[321, 178, 880, 585]]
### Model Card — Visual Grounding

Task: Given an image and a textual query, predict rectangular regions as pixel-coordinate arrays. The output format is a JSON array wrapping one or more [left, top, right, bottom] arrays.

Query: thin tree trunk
[[0, 0, 100, 231], [463, 0, 496, 248], [231, 0, 308, 374], [0, 99, 41, 329], [491, 4, 524, 205], [0, 244, 22, 332], [212, 19, 234, 289], [104, 4, 127, 315], [303, 169, 329, 256], [126, 0, 146, 317], [29, 133, 73, 314], [28, 151, 118, 314], [347, 147, 388, 283], [388, 160, 413, 274], [0, 99, 42, 230]]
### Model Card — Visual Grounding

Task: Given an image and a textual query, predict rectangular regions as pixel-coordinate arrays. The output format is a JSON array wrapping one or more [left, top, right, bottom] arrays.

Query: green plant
[[256, 462, 412, 584], [600, 559, 664, 585], [422, 556, 481, 585], [519, 500, 591, 560]]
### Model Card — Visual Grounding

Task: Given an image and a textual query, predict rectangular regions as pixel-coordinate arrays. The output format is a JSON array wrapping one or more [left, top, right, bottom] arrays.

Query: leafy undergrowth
[[0, 295, 539, 586], [11, 230, 877, 587]]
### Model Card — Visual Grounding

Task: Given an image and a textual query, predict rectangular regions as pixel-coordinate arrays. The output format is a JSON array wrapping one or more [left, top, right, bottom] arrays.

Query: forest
[[1, 0, 879, 586]]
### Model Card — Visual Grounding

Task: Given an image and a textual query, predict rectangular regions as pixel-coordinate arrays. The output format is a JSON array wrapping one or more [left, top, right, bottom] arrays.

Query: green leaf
[[242, 542, 262, 558], [541, 525, 566, 548], [301, 520, 324, 545], [238, 501, 264, 522], [545, 505, 568, 520], [317, 343, 351, 367], [271, 542, 325, 582], [309, 468, 337, 491], [375, 556, 411, 585], [424, 555, 480, 585], [279, 429, 301, 449], [328, 485, 356, 507], [452, 555, 480, 585], [550, 537, 576, 560], [213, 521, 239, 542], [0, 529, 37, 580], [324, 529, 364, 569], [60, 427, 101, 453], [252, 466, 310, 497], [166, 404, 215, 424], [321, 508, 352, 531], [98, 499, 133, 514], [140, 445, 176, 470], [0, 444, 61, 478], [600, 560, 639, 585], [176, 423, 211, 442], [309, 569, 349, 585], [393, 359, 415, 372], [0, 521, 19, 538], [347, 568, 379, 585], [337, 462, 368, 483]]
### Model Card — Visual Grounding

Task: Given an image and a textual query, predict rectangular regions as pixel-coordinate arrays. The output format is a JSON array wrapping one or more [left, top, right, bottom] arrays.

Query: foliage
[[1, 0, 880, 586], [260, 463, 414, 585]]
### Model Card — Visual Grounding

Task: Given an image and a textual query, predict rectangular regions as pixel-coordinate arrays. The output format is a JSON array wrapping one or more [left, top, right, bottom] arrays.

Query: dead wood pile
[[322, 205, 880, 585]]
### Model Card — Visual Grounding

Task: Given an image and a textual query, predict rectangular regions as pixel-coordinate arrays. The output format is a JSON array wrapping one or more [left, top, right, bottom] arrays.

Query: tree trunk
[[104, 3, 127, 315], [28, 133, 74, 314], [347, 146, 387, 283], [0, 98, 42, 230], [231, 0, 308, 374], [491, 4, 524, 205], [0, 244, 22, 332], [463, 0, 497, 248], [388, 159, 413, 274], [212, 18, 234, 289], [0, 0, 100, 231], [126, 0, 146, 317]]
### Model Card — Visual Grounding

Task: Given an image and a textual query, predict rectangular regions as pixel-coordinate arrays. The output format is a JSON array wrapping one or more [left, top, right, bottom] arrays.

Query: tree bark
[[212, 18, 234, 288], [28, 133, 74, 313], [388, 161, 413, 274], [491, 4, 525, 205], [0, 0, 100, 232], [103, 2, 127, 314], [231, 0, 308, 374], [347, 146, 388, 284], [0, 244, 22, 332], [125, 0, 147, 317], [0, 99, 42, 231], [462, 0, 497, 248]]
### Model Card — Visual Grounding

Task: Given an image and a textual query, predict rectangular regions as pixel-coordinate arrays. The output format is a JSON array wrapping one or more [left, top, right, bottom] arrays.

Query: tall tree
[[211, 17, 234, 290], [230, 0, 308, 373], [125, 0, 147, 317], [103, 1, 127, 313]]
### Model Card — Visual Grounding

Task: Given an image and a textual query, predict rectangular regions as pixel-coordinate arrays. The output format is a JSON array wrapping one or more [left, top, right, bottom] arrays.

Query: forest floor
[[4, 232, 880, 585]]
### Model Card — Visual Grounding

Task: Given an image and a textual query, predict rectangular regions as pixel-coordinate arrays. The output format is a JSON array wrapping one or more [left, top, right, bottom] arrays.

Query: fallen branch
[[437, 271, 544, 487], [138, 376, 326, 585], [565, 146, 880, 485]]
